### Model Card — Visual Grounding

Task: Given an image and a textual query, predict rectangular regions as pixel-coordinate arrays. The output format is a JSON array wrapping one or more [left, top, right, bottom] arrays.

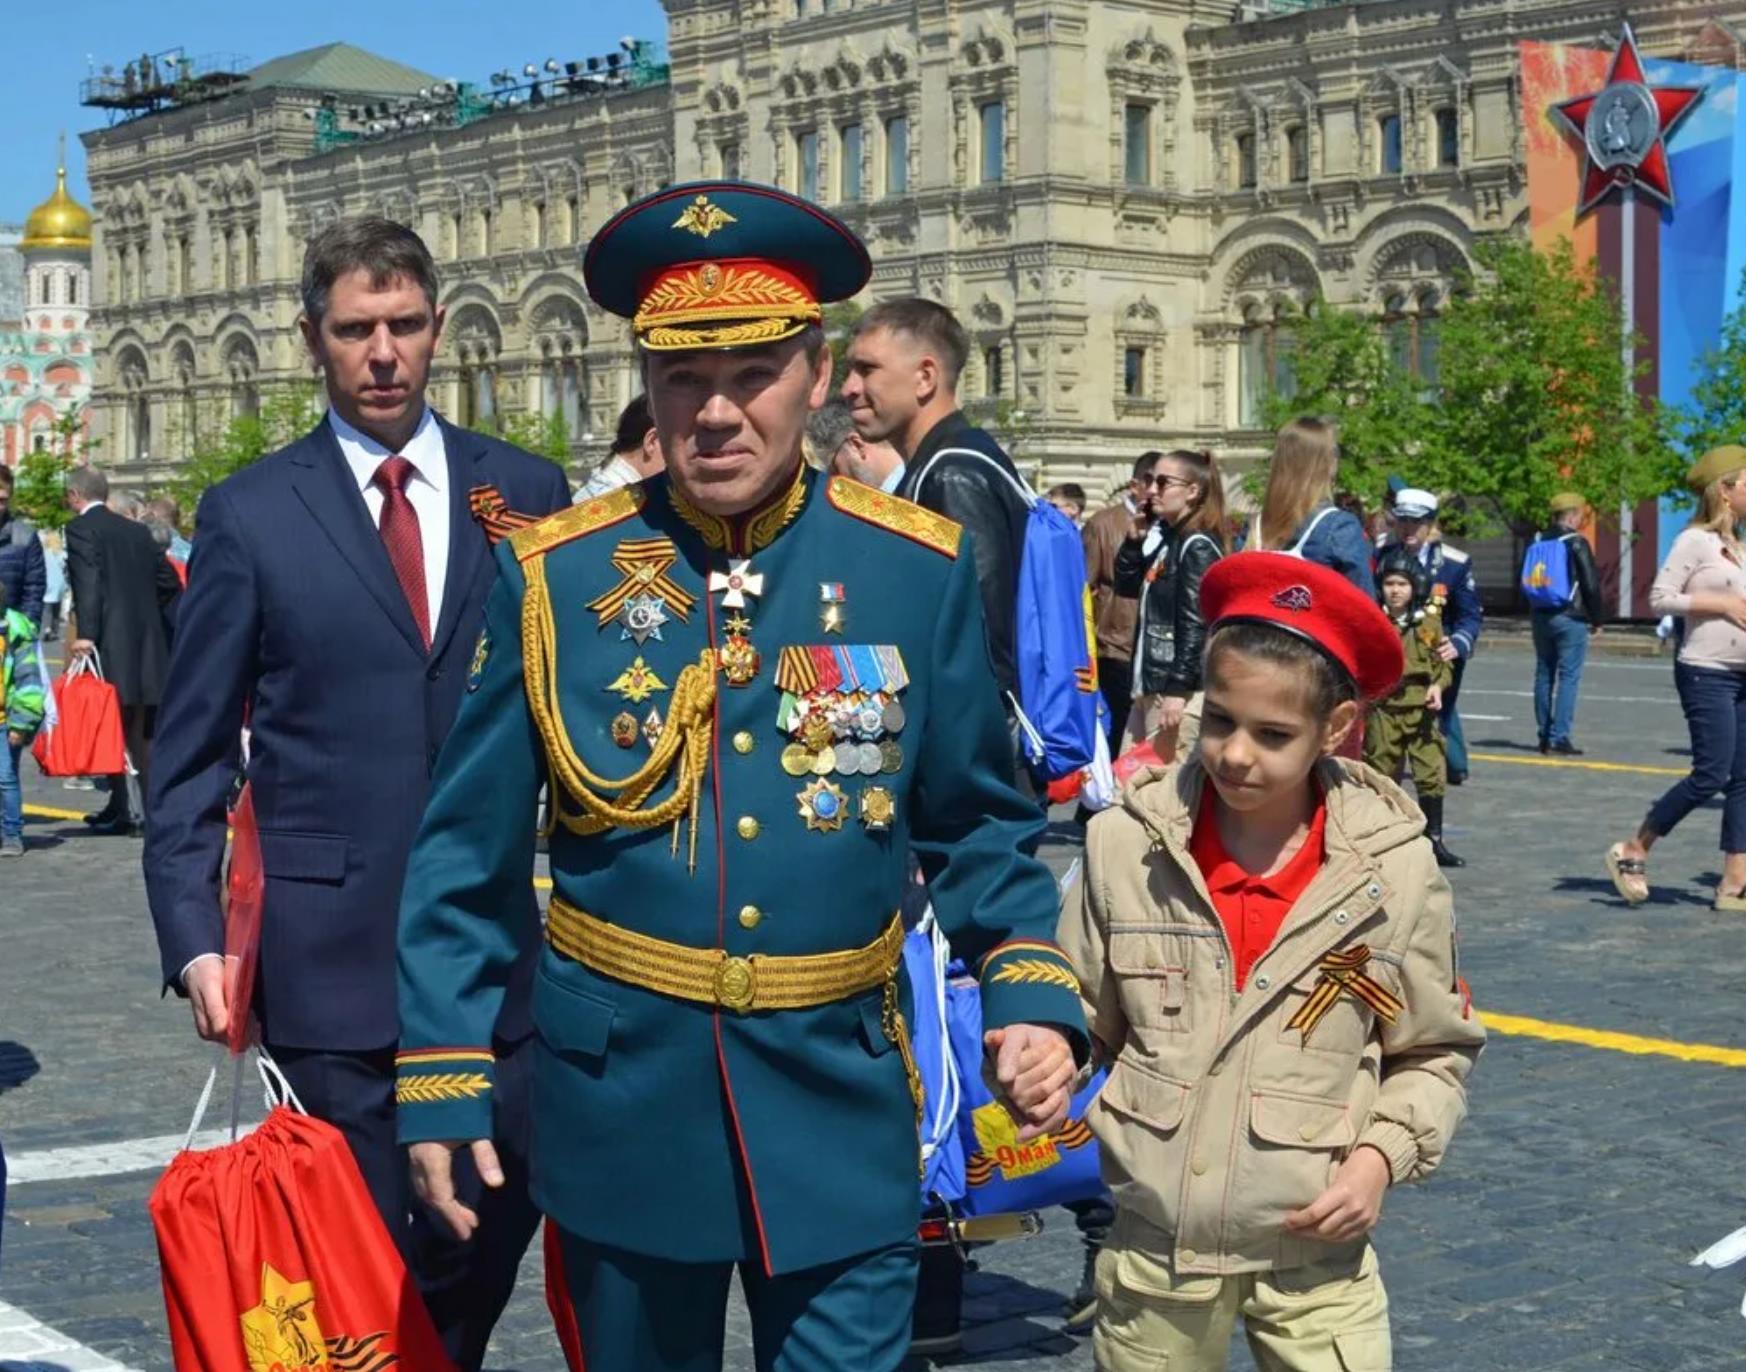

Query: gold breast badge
[[606, 656, 668, 703], [859, 786, 896, 833]]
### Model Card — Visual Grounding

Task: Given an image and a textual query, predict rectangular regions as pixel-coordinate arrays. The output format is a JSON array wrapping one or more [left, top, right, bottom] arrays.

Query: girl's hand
[[1723, 596, 1746, 632], [1425, 685, 1443, 713], [1283, 1146, 1392, 1243]]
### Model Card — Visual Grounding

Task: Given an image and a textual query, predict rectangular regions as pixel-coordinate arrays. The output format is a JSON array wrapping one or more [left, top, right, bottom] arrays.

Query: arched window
[[1381, 292, 1442, 388], [223, 338, 260, 420], [1238, 302, 1298, 428]]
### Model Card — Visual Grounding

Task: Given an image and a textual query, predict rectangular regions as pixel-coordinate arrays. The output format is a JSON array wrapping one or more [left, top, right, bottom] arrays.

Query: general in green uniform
[[394, 181, 1087, 1371], [1365, 549, 1453, 804]]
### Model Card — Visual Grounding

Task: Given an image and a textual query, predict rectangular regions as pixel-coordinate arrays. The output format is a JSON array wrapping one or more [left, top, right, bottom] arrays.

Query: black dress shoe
[[1552, 740, 1584, 756], [84, 807, 125, 827], [1431, 837, 1467, 868], [1538, 738, 1551, 755]]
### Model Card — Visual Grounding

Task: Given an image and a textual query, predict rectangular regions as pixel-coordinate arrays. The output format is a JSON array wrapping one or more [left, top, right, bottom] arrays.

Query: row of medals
[[779, 692, 906, 779]]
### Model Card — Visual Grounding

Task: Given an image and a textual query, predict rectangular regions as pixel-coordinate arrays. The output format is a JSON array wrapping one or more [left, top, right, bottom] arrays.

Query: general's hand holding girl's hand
[[1283, 1145, 1392, 1243], [985, 1025, 1074, 1141]]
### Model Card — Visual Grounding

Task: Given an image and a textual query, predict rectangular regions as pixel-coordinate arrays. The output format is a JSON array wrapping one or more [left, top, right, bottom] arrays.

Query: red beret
[[1201, 553, 1404, 701]]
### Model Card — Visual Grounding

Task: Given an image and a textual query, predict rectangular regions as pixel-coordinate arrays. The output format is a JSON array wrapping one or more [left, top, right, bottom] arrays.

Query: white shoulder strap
[[911, 445, 1037, 509], [1286, 506, 1338, 556]]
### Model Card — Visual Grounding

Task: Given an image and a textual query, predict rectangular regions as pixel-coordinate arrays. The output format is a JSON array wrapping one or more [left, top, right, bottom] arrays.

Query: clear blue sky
[[3, 0, 670, 223]]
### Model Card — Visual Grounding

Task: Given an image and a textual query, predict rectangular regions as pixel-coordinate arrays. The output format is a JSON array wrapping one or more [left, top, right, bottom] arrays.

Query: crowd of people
[[0, 178, 1735, 1372]]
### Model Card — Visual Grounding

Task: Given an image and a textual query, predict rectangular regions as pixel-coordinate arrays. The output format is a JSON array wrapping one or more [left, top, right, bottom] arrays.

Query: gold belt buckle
[[714, 955, 757, 1012]]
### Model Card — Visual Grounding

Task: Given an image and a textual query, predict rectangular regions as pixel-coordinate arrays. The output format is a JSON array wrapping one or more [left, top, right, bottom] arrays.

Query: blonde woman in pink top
[[1607, 445, 1746, 910]]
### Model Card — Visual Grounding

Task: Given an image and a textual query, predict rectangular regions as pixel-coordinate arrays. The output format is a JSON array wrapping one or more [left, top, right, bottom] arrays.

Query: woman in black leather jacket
[[1113, 448, 1226, 753]]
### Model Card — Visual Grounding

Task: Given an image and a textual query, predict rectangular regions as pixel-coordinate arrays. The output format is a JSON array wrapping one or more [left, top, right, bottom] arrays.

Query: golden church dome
[[22, 165, 93, 252]]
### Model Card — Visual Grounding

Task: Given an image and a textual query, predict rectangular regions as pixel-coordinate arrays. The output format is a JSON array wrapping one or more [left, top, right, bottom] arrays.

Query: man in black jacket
[[842, 299, 1028, 707], [65, 464, 182, 832], [0, 466, 46, 632]]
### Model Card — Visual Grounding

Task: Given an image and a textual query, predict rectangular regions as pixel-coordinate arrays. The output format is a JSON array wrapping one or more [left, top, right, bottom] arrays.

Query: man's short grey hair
[[301, 217, 440, 328], [109, 489, 145, 518], [804, 399, 858, 465], [66, 465, 109, 505]]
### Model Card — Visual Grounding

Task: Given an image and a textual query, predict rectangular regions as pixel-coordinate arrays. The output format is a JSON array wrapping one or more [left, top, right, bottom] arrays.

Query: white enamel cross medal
[[709, 559, 766, 610]]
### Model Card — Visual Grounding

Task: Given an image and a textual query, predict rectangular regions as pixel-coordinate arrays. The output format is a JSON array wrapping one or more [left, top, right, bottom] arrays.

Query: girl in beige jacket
[[1060, 553, 1484, 1372]]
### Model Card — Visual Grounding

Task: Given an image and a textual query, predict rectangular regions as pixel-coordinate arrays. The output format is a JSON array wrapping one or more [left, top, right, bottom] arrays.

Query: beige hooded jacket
[[1059, 755, 1484, 1275]]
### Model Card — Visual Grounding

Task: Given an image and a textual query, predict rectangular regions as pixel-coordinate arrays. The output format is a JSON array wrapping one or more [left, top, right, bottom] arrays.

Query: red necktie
[[373, 455, 430, 649]]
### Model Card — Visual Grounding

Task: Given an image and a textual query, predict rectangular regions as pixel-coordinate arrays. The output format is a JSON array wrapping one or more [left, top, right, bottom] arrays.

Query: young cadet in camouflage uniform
[[393, 182, 1087, 1370], [1364, 547, 1462, 868]]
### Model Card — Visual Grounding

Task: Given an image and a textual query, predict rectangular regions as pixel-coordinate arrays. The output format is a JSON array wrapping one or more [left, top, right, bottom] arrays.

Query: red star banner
[[1551, 24, 1702, 214]]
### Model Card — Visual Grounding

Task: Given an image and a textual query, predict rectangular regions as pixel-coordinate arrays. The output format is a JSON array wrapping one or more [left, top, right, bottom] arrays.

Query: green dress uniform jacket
[[395, 464, 1085, 1276]]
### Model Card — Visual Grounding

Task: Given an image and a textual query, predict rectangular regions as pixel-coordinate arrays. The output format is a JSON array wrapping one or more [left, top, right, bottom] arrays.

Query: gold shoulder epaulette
[[511, 485, 645, 562], [826, 476, 961, 559]]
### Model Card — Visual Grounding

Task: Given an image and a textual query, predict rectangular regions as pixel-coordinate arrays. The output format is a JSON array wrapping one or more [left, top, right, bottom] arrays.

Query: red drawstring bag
[[150, 1064, 455, 1372], [223, 782, 264, 1057], [150, 765, 455, 1372], [32, 652, 127, 777]]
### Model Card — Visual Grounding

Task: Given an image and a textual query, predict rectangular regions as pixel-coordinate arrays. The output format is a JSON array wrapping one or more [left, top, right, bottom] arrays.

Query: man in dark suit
[[144, 217, 571, 1369], [65, 465, 182, 832]]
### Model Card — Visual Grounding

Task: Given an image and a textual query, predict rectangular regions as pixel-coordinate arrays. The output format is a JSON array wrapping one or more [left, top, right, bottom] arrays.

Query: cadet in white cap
[[1380, 489, 1483, 786]]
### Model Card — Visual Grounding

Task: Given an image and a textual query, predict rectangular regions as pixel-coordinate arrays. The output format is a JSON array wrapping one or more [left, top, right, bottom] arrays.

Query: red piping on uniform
[[704, 565, 775, 1274]]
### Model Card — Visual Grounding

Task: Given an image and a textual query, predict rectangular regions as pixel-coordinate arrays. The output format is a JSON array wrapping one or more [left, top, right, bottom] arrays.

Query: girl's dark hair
[[1159, 448, 1226, 538], [1205, 620, 1358, 722]]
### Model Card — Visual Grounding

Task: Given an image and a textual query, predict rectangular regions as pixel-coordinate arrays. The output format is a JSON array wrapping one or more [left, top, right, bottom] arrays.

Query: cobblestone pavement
[[5, 647, 1746, 1370]]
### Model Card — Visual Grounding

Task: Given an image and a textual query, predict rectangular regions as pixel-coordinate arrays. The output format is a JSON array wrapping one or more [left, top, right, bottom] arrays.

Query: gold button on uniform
[[738, 905, 763, 930], [737, 816, 761, 841], [732, 731, 754, 755]]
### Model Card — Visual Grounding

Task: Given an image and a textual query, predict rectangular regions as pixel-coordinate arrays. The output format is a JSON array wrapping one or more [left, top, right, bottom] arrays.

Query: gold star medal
[[606, 656, 668, 703], [820, 582, 847, 634]]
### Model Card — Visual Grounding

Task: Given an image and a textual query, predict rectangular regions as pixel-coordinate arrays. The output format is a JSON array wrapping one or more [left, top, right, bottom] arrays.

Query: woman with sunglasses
[[1114, 449, 1227, 757]]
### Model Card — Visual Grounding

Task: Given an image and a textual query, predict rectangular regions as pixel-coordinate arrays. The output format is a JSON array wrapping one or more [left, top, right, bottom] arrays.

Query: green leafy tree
[[167, 382, 323, 516], [1672, 267, 1746, 474], [1429, 237, 1679, 532], [479, 407, 571, 466], [12, 409, 89, 530], [1257, 300, 1434, 508], [823, 300, 864, 382]]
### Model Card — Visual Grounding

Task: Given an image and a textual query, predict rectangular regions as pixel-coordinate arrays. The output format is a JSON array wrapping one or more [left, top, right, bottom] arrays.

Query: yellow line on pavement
[[1468, 751, 1685, 778], [1480, 1010, 1746, 1068], [23, 802, 89, 822]]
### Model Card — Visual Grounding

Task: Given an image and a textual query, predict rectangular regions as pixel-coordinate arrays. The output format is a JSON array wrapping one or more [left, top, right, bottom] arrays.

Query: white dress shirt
[[330, 405, 450, 632], [880, 461, 907, 495]]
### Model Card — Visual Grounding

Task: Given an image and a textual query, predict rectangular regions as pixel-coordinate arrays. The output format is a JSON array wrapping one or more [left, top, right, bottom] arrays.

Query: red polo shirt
[[1189, 786, 1327, 991]]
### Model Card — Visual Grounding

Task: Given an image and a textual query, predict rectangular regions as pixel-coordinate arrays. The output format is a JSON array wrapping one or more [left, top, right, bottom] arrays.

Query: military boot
[[1420, 795, 1465, 868]]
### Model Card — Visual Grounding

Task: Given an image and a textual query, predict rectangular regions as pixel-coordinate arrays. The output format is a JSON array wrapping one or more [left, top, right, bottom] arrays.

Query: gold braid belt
[[547, 897, 903, 1013], [521, 552, 717, 870]]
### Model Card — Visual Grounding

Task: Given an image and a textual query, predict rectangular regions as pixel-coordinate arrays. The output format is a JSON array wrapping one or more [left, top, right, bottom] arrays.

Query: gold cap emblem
[[673, 193, 738, 239]]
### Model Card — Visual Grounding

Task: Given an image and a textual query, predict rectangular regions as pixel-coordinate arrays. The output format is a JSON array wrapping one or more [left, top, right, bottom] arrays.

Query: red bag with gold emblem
[[149, 1058, 456, 1371]]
